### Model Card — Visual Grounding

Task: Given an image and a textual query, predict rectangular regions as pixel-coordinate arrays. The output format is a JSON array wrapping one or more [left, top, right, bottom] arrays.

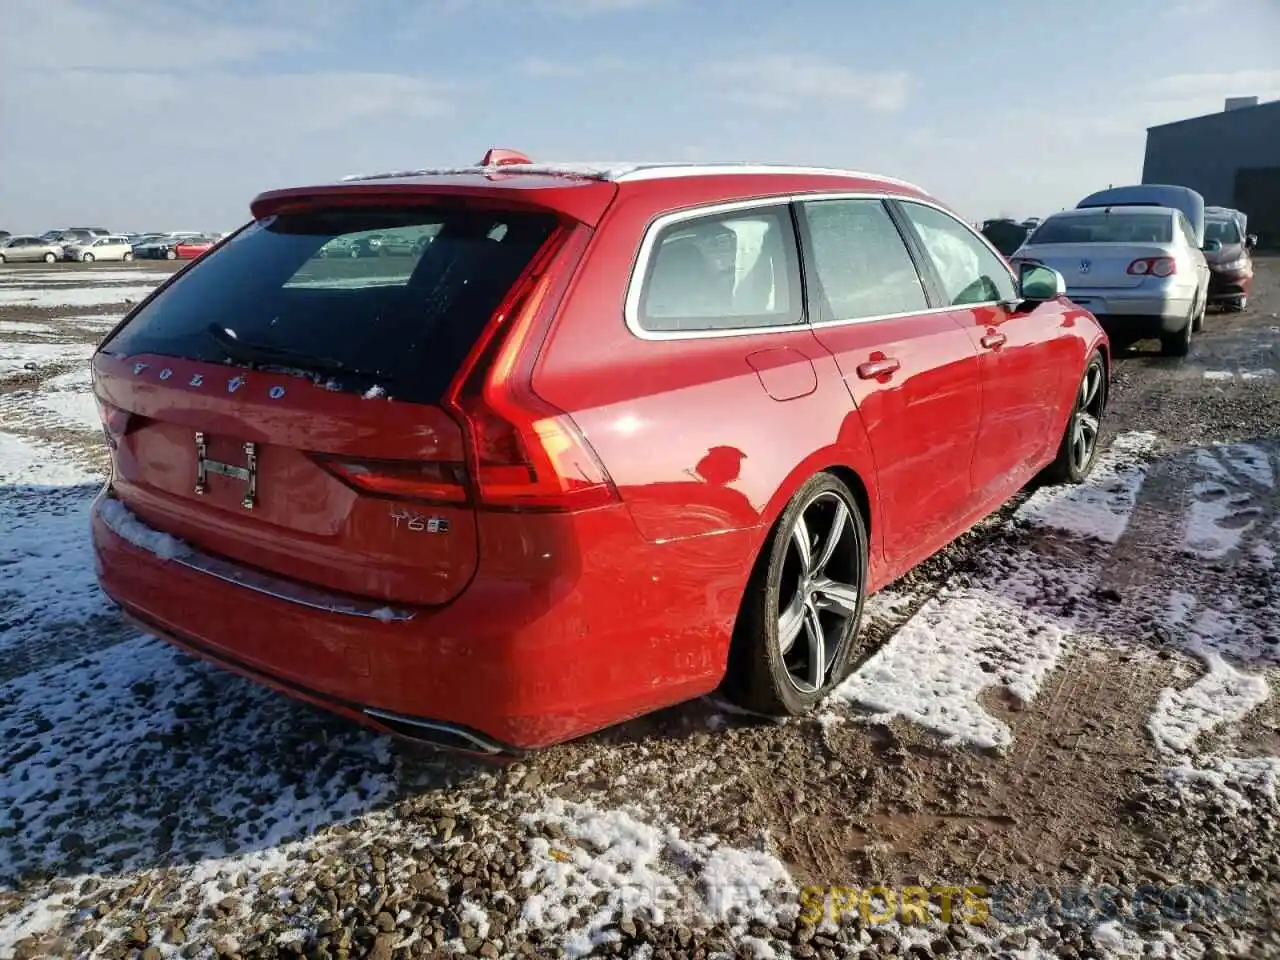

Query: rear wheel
[[1191, 288, 1206, 332], [1042, 351, 1106, 485], [83, 253, 95, 263], [1160, 301, 1194, 357], [726, 473, 870, 715], [1226, 296, 1247, 313], [123, 251, 133, 262]]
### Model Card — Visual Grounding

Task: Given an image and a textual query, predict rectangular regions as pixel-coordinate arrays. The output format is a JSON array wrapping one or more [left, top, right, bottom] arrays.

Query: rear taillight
[[315, 457, 468, 504], [447, 227, 618, 512], [96, 397, 134, 449], [1127, 257, 1177, 277]]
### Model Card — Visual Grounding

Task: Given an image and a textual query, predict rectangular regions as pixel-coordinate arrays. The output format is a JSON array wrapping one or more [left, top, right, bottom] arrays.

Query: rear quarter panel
[[530, 179, 891, 587]]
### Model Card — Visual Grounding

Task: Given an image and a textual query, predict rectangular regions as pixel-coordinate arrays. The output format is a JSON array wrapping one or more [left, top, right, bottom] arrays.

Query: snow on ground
[[828, 433, 1154, 749], [0, 285, 160, 308], [1016, 431, 1158, 543], [0, 321, 54, 335], [1148, 650, 1270, 753], [0, 342, 94, 380], [0, 270, 169, 286]]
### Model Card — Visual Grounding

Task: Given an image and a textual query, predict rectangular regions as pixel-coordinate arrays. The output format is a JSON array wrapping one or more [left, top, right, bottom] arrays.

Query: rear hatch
[[94, 198, 586, 606], [1017, 243, 1171, 289], [1019, 209, 1178, 290]]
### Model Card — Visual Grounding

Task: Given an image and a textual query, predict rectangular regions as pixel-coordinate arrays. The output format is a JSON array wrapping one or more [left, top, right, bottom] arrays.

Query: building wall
[[1143, 100, 1280, 245], [1142, 100, 1280, 205]]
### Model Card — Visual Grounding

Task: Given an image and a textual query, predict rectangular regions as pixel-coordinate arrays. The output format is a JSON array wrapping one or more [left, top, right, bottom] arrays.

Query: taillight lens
[[447, 227, 618, 513], [1128, 257, 1176, 277], [314, 456, 468, 504], [96, 397, 133, 449]]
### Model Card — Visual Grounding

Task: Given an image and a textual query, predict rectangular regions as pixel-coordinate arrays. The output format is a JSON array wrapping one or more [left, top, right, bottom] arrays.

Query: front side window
[[637, 206, 801, 332], [802, 199, 929, 321], [899, 202, 1016, 307]]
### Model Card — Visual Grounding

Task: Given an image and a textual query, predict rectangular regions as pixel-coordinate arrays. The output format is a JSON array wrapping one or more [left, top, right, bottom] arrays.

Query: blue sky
[[1, 0, 1277, 231]]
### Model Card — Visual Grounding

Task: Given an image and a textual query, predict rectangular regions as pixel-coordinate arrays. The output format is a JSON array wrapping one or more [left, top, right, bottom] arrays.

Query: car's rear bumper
[[1065, 288, 1193, 325], [92, 488, 746, 750]]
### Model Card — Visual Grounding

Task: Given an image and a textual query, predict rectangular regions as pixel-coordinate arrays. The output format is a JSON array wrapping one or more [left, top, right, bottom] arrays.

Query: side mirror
[[1018, 263, 1066, 302], [1246, 234, 1257, 250], [1202, 239, 1222, 254]]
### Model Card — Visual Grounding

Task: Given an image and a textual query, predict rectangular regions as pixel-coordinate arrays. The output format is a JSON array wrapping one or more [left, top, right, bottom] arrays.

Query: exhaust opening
[[363, 709, 516, 756]]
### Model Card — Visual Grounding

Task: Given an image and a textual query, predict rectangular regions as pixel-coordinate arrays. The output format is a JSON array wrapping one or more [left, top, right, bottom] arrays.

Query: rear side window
[[801, 199, 929, 321], [103, 207, 559, 405], [635, 205, 802, 333]]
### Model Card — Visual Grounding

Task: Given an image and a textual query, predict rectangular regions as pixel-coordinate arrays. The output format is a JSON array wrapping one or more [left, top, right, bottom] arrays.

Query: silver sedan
[[1011, 205, 1212, 356]]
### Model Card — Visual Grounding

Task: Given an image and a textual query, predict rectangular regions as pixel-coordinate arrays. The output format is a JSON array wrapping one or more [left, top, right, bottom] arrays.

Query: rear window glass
[[103, 207, 559, 405], [1029, 212, 1172, 245]]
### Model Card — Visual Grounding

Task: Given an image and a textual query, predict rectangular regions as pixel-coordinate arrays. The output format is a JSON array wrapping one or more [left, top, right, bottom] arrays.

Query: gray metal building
[[1142, 97, 1280, 247]]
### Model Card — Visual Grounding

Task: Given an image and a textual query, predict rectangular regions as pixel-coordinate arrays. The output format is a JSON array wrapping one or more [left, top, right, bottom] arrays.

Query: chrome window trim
[[623, 192, 1012, 342]]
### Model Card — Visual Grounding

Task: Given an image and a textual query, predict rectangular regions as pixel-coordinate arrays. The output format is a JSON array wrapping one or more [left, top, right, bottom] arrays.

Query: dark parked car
[[980, 218, 1033, 257], [1203, 214, 1257, 312]]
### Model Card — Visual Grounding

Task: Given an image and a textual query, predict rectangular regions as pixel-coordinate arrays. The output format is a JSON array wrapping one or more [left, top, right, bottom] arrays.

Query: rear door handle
[[856, 357, 901, 380], [980, 331, 1007, 349]]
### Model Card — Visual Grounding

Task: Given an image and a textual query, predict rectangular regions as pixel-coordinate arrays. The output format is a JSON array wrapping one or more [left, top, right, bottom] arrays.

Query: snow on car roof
[[340, 161, 924, 191]]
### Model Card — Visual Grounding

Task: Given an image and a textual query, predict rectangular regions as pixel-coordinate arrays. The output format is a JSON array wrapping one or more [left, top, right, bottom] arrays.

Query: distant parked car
[[980, 218, 1033, 257], [65, 235, 135, 263], [0, 230, 10, 242], [134, 236, 180, 259], [174, 237, 216, 259], [1203, 214, 1257, 312], [1014, 204, 1210, 356], [0, 236, 64, 264]]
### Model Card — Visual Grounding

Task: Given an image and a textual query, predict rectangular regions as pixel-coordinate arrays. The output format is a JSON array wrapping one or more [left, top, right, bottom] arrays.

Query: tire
[[1041, 351, 1106, 485], [1226, 296, 1247, 313], [725, 472, 870, 715], [350, 247, 361, 258], [83, 253, 95, 263], [1160, 301, 1194, 357], [123, 252, 133, 262], [43, 252, 56, 263], [0, 254, 6, 264], [165, 249, 177, 260], [1191, 289, 1206, 332]]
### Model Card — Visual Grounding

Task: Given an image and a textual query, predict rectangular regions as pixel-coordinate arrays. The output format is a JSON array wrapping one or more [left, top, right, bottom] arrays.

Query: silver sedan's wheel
[[727, 472, 870, 715], [43, 252, 56, 263], [83, 253, 95, 263]]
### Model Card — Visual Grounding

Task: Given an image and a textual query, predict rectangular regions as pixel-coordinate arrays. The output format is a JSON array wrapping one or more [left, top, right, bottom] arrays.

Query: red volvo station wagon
[[91, 150, 1109, 754]]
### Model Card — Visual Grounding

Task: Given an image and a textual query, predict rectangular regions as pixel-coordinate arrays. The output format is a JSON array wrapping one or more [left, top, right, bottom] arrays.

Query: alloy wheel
[[776, 491, 862, 693], [1071, 362, 1104, 474]]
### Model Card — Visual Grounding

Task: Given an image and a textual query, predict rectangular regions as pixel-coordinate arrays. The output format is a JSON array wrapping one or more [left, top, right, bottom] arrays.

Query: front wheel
[[1041, 352, 1106, 485], [43, 252, 56, 263], [123, 251, 133, 262], [82, 253, 95, 263], [726, 473, 870, 715], [165, 249, 177, 260]]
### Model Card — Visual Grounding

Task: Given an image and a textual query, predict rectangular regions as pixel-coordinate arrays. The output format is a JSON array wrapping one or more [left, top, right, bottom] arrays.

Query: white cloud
[[0, 0, 310, 71], [1143, 69, 1280, 104], [708, 55, 912, 113], [518, 55, 632, 77]]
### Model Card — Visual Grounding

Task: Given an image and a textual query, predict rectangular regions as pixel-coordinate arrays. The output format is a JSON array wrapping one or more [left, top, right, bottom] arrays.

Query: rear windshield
[[1029, 212, 1173, 245], [103, 206, 559, 405], [1205, 218, 1242, 244]]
